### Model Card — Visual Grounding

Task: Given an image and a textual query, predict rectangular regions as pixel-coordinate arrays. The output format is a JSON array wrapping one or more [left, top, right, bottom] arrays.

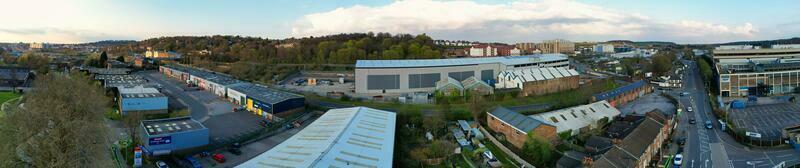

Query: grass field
[[0, 91, 22, 118]]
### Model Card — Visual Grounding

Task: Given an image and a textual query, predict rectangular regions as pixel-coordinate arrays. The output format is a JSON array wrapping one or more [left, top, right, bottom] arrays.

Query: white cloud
[[292, 0, 761, 43], [0, 28, 132, 44]]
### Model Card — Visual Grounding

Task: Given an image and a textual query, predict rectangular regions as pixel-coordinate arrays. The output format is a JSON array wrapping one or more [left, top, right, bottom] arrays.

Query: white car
[[674, 154, 683, 166], [687, 107, 693, 112]]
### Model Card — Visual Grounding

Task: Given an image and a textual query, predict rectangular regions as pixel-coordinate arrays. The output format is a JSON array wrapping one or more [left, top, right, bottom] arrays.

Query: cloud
[[292, 0, 761, 43]]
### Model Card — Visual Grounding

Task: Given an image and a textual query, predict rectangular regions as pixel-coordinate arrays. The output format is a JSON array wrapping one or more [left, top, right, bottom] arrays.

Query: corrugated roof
[[498, 67, 579, 83], [529, 100, 621, 133], [237, 107, 396, 168], [489, 107, 547, 133], [593, 80, 647, 101], [356, 54, 567, 68]]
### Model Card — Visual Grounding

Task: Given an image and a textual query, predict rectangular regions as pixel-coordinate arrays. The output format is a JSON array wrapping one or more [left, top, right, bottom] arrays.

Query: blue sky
[[1, 0, 798, 44]]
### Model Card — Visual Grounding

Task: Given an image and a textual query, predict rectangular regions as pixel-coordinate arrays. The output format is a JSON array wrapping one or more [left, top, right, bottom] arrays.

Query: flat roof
[[355, 54, 568, 68], [85, 67, 130, 75], [141, 117, 206, 136], [228, 83, 304, 104], [95, 74, 144, 81], [237, 107, 396, 168], [121, 93, 165, 98], [162, 64, 242, 86]]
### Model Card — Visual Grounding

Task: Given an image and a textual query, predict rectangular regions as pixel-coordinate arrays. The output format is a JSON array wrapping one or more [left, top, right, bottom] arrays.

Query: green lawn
[[0, 92, 21, 105]]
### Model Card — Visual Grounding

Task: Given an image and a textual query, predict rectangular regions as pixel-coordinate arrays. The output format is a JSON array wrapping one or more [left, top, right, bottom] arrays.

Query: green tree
[[18, 53, 50, 74], [99, 51, 108, 65], [522, 134, 555, 167], [116, 55, 125, 63]]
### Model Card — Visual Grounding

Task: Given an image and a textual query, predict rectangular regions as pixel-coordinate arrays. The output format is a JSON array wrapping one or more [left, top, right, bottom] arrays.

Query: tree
[[522, 134, 555, 167], [99, 51, 108, 65], [0, 72, 112, 167], [116, 55, 125, 63], [468, 90, 487, 125], [17, 53, 50, 74], [651, 51, 675, 76]]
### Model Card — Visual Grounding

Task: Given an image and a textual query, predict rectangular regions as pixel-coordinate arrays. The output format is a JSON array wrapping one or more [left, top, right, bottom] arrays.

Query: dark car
[[228, 147, 242, 155], [689, 118, 696, 124], [677, 137, 686, 145]]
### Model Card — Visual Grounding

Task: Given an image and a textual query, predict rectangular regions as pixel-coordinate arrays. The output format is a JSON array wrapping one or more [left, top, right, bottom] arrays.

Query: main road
[[678, 60, 800, 168]]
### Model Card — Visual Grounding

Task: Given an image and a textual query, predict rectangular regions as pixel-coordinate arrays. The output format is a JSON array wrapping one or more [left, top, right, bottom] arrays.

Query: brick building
[[487, 107, 557, 148], [592, 80, 653, 107], [496, 67, 580, 96]]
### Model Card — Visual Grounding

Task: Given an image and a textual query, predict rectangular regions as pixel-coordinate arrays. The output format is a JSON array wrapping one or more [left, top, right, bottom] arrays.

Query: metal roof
[[489, 106, 548, 133], [85, 67, 130, 75], [460, 76, 492, 90], [593, 80, 647, 101], [141, 117, 206, 136], [529, 100, 621, 133], [237, 107, 396, 168], [435, 77, 464, 91], [498, 67, 579, 83], [228, 83, 303, 104], [355, 54, 568, 68]]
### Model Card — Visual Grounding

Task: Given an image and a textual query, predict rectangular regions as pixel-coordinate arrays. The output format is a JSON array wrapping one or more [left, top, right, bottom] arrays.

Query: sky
[[1, 0, 798, 44]]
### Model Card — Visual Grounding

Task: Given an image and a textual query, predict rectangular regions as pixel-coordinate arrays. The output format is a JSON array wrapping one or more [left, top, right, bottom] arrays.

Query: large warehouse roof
[[355, 54, 567, 68], [237, 107, 396, 168], [529, 100, 621, 133], [228, 83, 303, 104]]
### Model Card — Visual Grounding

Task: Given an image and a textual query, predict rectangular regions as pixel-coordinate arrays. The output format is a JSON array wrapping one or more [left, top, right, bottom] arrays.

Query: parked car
[[677, 137, 686, 145], [680, 92, 689, 96], [232, 142, 242, 148], [674, 154, 683, 166], [228, 147, 242, 155], [156, 160, 169, 168], [232, 107, 244, 112], [212, 154, 226, 163], [184, 157, 203, 168], [259, 120, 270, 127], [689, 118, 696, 124], [705, 121, 713, 129], [687, 107, 693, 112]]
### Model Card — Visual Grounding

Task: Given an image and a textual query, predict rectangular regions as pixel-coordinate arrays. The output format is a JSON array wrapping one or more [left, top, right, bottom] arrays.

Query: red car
[[212, 154, 225, 163]]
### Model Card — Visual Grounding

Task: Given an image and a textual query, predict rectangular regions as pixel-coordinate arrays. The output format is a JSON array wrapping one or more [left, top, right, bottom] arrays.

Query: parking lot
[[729, 102, 800, 140]]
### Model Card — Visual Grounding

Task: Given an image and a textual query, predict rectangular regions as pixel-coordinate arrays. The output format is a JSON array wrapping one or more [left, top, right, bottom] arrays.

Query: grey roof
[[162, 64, 242, 86], [228, 83, 304, 104], [557, 150, 588, 168], [489, 106, 548, 133], [0, 67, 31, 81], [85, 67, 130, 75], [595, 114, 666, 168], [356, 54, 568, 68], [141, 117, 206, 136]]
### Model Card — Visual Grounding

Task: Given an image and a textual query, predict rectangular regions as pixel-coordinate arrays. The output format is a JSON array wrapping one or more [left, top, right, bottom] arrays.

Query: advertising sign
[[149, 136, 172, 145]]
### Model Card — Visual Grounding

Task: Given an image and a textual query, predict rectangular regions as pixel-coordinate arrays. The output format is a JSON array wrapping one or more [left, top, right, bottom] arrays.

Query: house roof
[[461, 76, 492, 90], [594, 113, 667, 168], [557, 150, 588, 168], [529, 100, 621, 133], [237, 107, 396, 168], [355, 54, 567, 68], [593, 80, 647, 101], [489, 106, 548, 133], [585, 136, 613, 155]]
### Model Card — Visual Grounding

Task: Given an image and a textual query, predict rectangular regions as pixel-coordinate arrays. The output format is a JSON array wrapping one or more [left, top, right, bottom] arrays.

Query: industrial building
[[529, 100, 621, 136], [140, 117, 209, 156], [714, 45, 800, 97], [159, 64, 191, 82], [237, 107, 396, 168], [592, 80, 652, 107], [118, 86, 168, 115], [84, 67, 131, 75], [95, 74, 151, 88], [495, 67, 580, 96], [355, 54, 569, 94], [227, 83, 305, 121], [487, 106, 557, 148], [187, 70, 242, 97]]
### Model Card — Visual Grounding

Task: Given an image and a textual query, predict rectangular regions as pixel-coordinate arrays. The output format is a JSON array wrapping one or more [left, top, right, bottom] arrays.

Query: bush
[[105, 109, 121, 120]]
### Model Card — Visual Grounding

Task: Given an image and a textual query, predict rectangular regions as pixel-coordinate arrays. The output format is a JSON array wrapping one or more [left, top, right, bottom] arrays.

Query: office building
[[715, 45, 800, 97], [140, 117, 209, 156], [118, 86, 168, 115]]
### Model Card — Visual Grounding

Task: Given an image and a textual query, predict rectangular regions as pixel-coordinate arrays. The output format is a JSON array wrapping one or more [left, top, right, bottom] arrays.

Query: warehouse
[[529, 100, 621, 136], [228, 83, 305, 121], [237, 106, 396, 168], [187, 70, 242, 98], [140, 117, 209, 156], [355, 54, 569, 94], [84, 67, 130, 75], [495, 67, 580, 96], [159, 64, 191, 81], [118, 85, 168, 115]]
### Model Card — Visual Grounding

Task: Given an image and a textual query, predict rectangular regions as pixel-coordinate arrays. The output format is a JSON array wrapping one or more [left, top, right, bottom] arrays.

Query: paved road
[[138, 71, 210, 122], [679, 60, 800, 168]]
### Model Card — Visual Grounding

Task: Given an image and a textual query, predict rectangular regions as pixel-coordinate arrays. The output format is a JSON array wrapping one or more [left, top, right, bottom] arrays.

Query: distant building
[[592, 111, 673, 168], [495, 67, 580, 96], [539, 39, 575, 54], [118, 85, 167, 115], [28, 42, 47, 50], [515, 42, 537, 54], [469, 44, 498, 57], [593, 44, 614, 53], [140, 117, 209, 156], [510, 48, 522, 56], [592, 80, 653, 107], [488, 106, 557, 148], [145, 49, 181, 59], [237, 107, 396, 168]]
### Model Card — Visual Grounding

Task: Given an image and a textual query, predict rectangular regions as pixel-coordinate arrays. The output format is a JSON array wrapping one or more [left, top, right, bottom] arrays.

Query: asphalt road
[[678, 60, 800, 168], [137, 71, 210, 122]]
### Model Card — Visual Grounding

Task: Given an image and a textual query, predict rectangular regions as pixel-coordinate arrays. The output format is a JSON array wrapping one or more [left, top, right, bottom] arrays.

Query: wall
[[141, 128, 209, 155], [520, 75, 580, 96], [487, 114, 556, 149], [226, 88, 247, 106], [120, 97, 168, 115]]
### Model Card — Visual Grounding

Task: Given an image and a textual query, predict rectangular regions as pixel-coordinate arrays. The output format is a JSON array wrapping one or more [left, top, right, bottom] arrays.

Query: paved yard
[[617, 93, 676, 116], [729, 103, 800, 140]]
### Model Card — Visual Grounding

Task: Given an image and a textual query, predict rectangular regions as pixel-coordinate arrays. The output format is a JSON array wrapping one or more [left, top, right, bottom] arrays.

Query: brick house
[[487, 107, 557, 149], [592, 110, 673, 168]]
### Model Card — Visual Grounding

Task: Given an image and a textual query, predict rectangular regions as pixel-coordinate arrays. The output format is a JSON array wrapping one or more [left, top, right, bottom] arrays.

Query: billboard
[[149, 136, 172, 145]]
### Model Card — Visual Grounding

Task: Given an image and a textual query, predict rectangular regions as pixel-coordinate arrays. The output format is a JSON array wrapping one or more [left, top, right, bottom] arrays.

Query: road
[[138, 71, 211, 122], [678, 60, 800, 168]]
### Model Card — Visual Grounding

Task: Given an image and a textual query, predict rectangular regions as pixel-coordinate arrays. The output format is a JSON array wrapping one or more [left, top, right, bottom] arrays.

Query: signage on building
[[134, 147, 143, 167], [149, 136, 172, 145]]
